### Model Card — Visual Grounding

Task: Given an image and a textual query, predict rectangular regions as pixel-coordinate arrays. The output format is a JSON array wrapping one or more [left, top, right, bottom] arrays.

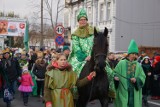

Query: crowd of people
[[0, 8, 160, 107]]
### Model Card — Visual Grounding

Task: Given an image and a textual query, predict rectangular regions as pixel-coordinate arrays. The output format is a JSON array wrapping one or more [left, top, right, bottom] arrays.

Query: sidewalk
[[0, 91, 44, 107]]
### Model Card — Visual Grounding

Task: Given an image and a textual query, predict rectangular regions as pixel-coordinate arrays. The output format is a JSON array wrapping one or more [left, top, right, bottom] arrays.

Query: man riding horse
[[68, 8, 116, 104]]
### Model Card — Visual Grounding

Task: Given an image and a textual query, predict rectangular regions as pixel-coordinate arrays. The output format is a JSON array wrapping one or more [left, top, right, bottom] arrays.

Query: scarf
[[72, 24, 94, 38], [52, 61, 70, 71]]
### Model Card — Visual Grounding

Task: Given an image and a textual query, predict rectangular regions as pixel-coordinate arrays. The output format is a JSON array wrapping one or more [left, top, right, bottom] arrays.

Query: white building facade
[[64, 0, 160, 52]]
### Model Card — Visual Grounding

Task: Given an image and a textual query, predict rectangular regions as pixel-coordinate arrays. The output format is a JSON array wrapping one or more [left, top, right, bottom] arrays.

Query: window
[[87, 7, 92, 23], [100, 3, 104, 22], [74, 10, 78, 27], [64, 12, 69, 27], [107, 2, 111, 20]]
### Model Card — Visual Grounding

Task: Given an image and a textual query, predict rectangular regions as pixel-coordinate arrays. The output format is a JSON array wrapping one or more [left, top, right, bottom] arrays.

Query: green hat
[[77, 8, 88, 21], [128, 39, 139, 54], [63, 46, 70, 51]]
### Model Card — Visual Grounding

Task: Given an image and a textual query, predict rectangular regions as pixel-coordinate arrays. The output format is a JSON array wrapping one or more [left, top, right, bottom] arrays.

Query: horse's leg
[[99, 98, 108, 107]]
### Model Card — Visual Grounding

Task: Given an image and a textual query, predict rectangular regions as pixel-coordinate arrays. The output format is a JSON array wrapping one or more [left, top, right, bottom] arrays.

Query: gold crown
[[2, 48, 10, 54], [21, 51, 26, 55]]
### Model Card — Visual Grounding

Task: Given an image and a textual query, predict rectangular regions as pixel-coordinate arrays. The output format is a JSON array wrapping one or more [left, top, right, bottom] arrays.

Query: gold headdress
[[2, 48, 10, 54]]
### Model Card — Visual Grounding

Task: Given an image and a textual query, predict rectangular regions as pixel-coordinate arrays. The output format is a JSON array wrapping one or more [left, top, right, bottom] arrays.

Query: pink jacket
[[19, 73, 34, 86]]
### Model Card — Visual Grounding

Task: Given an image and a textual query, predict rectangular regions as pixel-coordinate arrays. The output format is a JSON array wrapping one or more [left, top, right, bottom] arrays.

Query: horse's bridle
[[94, 53, 107, 61], [88, 52, 107, 102], [93, 53, 107, 70]]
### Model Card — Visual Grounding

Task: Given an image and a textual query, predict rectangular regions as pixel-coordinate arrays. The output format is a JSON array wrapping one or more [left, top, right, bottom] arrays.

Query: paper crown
[[21, 51, 26, 55], [2, 48, 10, 54]]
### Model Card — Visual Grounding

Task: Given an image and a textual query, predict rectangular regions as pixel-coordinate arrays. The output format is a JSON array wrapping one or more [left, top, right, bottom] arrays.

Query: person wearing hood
[[18, 66, 34, 106], [151, 55, 160, 100], [141, 56, 152, 106], [114, 39, 146, 107], [44, 53, 96, 107]]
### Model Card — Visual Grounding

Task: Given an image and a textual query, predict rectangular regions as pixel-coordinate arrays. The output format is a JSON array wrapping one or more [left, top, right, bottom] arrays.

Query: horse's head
[[93, 27, 109, 73]]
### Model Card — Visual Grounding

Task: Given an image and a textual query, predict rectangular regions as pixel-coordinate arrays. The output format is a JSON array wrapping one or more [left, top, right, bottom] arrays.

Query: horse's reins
[[114, 67, 142, 91], [94, 53, 106, 61], [86, 53, 107, 105], [114, 71, 130, 80], [114, 71, 130, 91]]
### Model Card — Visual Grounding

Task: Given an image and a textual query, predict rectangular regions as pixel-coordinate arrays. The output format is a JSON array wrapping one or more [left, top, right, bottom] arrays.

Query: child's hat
[[22, 66, 28, 72]]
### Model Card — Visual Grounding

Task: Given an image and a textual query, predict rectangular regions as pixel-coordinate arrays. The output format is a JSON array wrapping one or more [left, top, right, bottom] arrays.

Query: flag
[[23, 21, 29, 51]]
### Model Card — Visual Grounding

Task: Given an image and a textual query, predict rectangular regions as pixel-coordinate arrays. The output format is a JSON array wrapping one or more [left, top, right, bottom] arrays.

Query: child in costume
[[44, 53, 96, 107], [18, 66, 34, 106]]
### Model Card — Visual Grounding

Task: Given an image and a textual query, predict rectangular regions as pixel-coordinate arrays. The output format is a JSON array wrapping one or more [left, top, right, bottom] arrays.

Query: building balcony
[[65, 0, 82, 7], [98, 20, 112, 31], [98, 20, 111, 26]]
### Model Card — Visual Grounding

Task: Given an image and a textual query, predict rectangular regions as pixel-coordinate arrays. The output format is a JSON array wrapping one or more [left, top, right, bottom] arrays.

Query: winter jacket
[[19, 73, 34, 86], [33, 59, 48, 79], [1, 58, 21, 82]]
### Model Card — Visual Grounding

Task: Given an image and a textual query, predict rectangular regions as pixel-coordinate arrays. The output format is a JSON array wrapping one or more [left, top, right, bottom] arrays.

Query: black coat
[[151, 62, 160, 96], [141, 64, 152, 95], [1, 58, 21, 82], [33, 62, 48, 79]]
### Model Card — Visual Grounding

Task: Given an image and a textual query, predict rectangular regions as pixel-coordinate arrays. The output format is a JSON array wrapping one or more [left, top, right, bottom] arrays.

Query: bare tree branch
[[56, 0, 61, 25]]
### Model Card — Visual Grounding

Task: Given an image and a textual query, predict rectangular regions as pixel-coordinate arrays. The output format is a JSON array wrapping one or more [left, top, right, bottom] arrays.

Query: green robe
[[114, 59, 146, 107], [18, 58, 29, 68], [68, 26, 116, 98], [68, 34, 94, 77], [44, 69, 89, 107]]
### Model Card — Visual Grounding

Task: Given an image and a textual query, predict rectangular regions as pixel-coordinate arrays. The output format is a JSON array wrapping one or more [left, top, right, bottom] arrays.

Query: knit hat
[[128, 39, 139, 54], [22, 66, 28, 72], [63, 46, 70, 51], [77, 8, 88, 21], [155, 56, 160, 62]]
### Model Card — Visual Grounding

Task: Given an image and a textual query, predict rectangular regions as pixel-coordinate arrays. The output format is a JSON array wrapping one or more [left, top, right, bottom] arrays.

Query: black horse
[[77, 27, 109, 107]]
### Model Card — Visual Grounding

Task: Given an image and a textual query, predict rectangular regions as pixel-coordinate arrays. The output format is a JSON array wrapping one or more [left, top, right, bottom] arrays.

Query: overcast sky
[[0, 0, 64, 23], [0, 0, 32, 17]]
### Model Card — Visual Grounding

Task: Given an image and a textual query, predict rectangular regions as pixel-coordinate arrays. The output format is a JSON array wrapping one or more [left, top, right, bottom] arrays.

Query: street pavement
[[0, 91, 160, 107], [0, 91, 45, 107]]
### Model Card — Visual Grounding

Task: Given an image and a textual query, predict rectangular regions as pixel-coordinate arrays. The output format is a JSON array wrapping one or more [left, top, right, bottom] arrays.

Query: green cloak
[[114, 59, 146, 107], [68, 25, 94, 77], [68, 25, 116, 98], [44, 69, 90, 107]]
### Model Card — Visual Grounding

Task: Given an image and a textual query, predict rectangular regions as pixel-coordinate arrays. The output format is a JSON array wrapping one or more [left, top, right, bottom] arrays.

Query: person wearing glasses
[[68, 8, 116, 103], [68, 8, 93, 77]]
